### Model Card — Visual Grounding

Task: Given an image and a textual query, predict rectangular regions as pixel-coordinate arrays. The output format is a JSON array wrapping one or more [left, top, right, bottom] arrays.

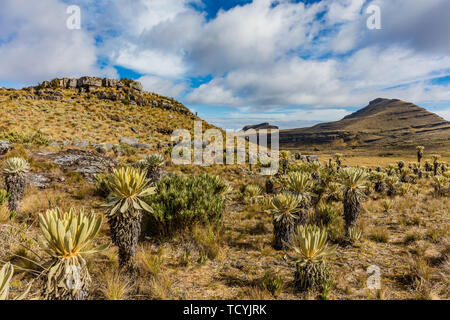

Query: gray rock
[[48, 149, 118, 182], [93, 143, 113, 154], [306, 155, 319, 162], [131, 143, 151, 149], [72, 141, 90, 148], [50, 141, 60, 147], [131, 127, 139, 134], [27, 174, 51, 189], [102, 78, 120, 88], [77, 76, 102, 88], [129, 81, 143, 91], [0, 140, 12, 155], [120, 137, 139, 144]]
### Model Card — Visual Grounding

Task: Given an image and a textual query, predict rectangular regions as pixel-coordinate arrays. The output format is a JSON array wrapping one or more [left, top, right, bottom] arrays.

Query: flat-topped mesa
[[17, 77, 192, 115], [37, 77, 143, 93]]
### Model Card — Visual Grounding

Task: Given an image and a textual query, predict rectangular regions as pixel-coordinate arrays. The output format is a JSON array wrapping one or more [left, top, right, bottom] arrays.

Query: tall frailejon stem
[[416, 146, 424, 168], [3, 157, 29, 214], [104, 167, 155, 273], [339, 168, 368, 235], [136, 154, 165, 184]]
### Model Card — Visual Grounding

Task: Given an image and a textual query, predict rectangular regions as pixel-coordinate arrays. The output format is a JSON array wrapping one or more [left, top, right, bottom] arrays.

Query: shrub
[[262, 271, 284, 297], [144, 174, 228, 238], [94, 174, 112, 198], [0, 131, 50, 146], [0, 189, 10, 206]]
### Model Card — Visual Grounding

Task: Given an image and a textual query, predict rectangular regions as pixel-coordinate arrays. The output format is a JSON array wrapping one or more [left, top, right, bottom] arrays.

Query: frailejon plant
[[0, 262, 31, 300], [347, 227, 362, 244], [243, 184, 262, 203], [144, 174, 228, 238], [325, 182, 343, 203], [431, 154, 441, 176], [39, 208, 106, 300], [433, 176, 449, 197], [279, 150, 291, 174], [339, 168, 368, 235], [381, 199, 395, 214], [3, 157, 29, 213], [314, 203, 338, 227], [280, 171, 312, 206], [416, 146, 425, 167], [371, 172, 387, 194], [104, 167, 155, 272], [271, 193, 301, 250], [289, 224, 337, 292], [135, 154, 165, 184], [385, 175, 399, 197]]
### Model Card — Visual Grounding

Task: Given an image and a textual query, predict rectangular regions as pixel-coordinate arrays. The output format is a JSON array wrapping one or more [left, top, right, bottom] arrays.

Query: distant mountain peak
[[279, 98, 450, 150], [242, 123, 279, 131]]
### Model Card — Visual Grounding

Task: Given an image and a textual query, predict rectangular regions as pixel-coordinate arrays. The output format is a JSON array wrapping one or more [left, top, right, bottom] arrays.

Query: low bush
[[0, 131, 50, 146], [144, 174, 228, 238]]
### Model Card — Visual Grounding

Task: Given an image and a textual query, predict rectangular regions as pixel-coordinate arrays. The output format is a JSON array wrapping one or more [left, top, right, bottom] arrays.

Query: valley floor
[[1, 154, 448, 300]]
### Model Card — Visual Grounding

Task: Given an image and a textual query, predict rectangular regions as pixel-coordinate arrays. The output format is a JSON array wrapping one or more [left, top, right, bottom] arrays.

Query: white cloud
[[115, 47, 187, 77], [1, 0, 450, 130], [435, 108, 450, 121], [138, 75, 186, 98], [0, 0, 113, 84]]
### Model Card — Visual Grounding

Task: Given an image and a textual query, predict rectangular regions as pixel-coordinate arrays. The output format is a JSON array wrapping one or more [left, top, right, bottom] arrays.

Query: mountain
[[0, 77, 217, 149], [242, 123, 279, 131], [279, 98, 450, 150]]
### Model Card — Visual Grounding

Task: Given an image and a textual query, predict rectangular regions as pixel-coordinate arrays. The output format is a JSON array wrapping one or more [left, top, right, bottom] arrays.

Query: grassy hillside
[[0, 81, 217, 149]]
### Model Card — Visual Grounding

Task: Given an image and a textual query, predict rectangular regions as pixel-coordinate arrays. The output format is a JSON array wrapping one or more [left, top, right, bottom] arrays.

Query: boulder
[[27, 174, 51, 189], [0, 140, 12, 155], [306, 155, 319, 162], [93, 143, 113, 154], [77, 76, 103, 88], [129, 81, 143, 92], [102, 78, 120, 88], [47, 149, 118, 182], [120, 137, 139, 144], [132, 143, 151, 149], [72, 141, 90, 148]]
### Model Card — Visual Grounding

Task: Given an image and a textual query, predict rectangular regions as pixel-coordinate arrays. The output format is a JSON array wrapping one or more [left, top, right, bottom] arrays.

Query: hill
[[279, 98, 450, 151], [0, 77, 217, 151], [242, 123, 279, 131]]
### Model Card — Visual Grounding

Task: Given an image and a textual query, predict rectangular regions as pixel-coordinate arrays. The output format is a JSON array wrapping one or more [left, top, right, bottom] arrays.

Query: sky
[[1, 0, 450, 130]]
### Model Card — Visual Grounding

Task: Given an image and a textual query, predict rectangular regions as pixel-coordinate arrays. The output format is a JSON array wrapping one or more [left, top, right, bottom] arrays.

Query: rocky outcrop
[[19, 77, 193, 116], [38, 149, 118, 182], [38, 76, 138, 93]]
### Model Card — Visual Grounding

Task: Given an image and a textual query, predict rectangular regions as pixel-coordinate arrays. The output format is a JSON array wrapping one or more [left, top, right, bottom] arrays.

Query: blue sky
[[1, 0, 450, 129]]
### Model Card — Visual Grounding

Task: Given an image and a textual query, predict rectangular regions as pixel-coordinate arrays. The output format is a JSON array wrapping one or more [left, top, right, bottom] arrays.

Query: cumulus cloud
[[1, 0, 450, 128], [435, 108, 450, 121], [0, 0, 113, 84], [138, 75, 187, 98]]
